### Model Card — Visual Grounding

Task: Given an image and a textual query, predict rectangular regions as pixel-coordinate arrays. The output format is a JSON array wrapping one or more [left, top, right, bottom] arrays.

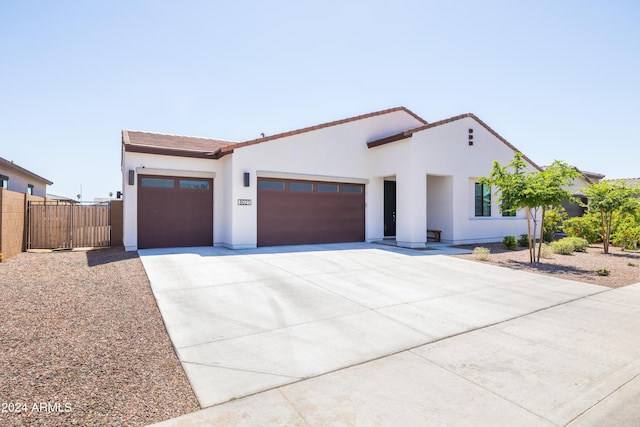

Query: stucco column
[[395, 169, 427, 248]]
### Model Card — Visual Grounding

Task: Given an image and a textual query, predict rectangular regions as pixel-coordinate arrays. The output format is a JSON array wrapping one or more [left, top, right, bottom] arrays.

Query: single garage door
[[257, 178, 365, 246], [138, 175, 213, 249]]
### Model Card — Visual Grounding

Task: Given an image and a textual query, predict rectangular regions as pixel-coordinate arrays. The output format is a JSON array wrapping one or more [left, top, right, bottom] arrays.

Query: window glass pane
[[290, 182, 313, 191], [179, 179, 210, 190], [474, 183, 483, 216], [141, 177, 175, 188], [27, 184, 34, 195], [318, 184, 339, 193], [483, 184, 491, 216], [342, 185, 363, 194], [258, 180, 285, 190], [475, 182, 491, 216]]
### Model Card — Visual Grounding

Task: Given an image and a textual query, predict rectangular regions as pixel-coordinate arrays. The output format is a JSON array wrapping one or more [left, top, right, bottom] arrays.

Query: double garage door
[[137, 175, 365, 248], [137, 175, 213, 249], [257, 178, 365, 246]]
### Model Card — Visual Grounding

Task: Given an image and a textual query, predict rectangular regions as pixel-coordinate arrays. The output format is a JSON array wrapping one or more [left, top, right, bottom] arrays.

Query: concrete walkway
[[139, 243, 640, 426]]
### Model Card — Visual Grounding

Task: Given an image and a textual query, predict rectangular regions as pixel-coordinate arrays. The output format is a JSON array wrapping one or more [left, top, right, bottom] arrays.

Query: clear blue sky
[[1, 1, 638, 200]]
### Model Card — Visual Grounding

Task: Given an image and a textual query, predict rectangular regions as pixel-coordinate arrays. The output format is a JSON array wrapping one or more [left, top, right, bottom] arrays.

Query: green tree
[[582, 181, 640, 254], [481, 153, 580, 263]]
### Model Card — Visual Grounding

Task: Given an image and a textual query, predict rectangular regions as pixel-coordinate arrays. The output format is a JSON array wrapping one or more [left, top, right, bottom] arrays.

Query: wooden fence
[[27, 202, 111, 249]]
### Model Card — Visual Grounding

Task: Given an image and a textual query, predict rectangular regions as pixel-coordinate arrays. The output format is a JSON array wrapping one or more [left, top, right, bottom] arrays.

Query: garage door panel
[[258, 179, 364, 247], [138, 175, 213, 249]]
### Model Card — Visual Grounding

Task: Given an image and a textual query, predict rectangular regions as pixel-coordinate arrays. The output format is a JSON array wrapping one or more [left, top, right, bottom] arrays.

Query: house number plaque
[[237, 199, 252, 206]]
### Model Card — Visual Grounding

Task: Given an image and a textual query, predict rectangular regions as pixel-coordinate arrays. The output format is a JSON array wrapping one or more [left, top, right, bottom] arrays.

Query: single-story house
[[121, 107, 541, 251], [0, 156, 52, 197]]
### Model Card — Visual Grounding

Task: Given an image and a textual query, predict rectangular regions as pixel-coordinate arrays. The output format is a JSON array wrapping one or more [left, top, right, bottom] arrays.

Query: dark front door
[[384, 180, 396, 237]]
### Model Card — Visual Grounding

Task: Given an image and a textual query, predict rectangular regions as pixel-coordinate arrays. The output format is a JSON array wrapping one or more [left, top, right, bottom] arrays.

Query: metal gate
[[27, 201, 111, 249]]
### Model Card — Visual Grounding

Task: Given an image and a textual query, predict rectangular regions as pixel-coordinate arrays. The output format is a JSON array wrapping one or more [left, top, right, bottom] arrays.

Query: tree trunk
[[526, 207, 533, 263], [531, 209, 538, 264], [537, 206, 546, 263], [600, 208, 609, 254]]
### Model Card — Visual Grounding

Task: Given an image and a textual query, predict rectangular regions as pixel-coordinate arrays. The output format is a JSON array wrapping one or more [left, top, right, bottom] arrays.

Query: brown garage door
[[257, 178, 365, 246], [138, 175, 213, 249]]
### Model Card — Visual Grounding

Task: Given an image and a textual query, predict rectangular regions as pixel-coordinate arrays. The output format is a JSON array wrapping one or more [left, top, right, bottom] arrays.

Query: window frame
[[27, 183, 34, 195]]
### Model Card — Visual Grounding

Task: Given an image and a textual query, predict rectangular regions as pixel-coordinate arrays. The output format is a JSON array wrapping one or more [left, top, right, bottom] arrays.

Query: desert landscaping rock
[[0, 248, 199, 427], [453, 243, 640, 288]]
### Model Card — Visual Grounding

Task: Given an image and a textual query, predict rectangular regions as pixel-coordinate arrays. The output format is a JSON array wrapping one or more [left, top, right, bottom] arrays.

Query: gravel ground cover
[[0, 248, 199, 427], [452, 243, 640, 288]]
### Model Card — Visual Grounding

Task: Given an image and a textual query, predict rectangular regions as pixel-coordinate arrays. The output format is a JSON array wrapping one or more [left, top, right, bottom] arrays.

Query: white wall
[[412, 117, 537, 244], [229, 109, 424, 247], [426, 175, 453, 241]]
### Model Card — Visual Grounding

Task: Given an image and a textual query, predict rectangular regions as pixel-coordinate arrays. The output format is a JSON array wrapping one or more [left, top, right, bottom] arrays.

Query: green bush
[[503, 235, 517, 250], [563, 213, 601, 243], [551, 239, 575, 255], [518, 234, 530, 247], [563, 236, 589, 252], [612, 216, 640, 251], [472, 247, 491, 261]]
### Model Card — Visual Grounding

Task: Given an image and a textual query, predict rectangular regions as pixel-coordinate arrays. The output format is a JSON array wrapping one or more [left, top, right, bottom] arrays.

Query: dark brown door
[[257, 178, 365, 247], [137, 175, 213, 249]]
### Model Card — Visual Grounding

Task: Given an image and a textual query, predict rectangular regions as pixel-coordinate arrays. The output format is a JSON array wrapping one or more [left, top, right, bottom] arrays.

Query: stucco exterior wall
[[0, 166, 48, 197], [224, 110, 424, 248], [411, 117, 537, 244]]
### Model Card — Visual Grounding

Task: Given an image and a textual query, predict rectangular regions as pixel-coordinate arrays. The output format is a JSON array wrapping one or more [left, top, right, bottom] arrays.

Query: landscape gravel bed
[[452, 243, 640, 288], [0, 248, 199, 426]]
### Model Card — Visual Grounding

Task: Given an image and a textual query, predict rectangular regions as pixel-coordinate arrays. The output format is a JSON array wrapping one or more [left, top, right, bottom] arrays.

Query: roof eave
[[124, 144, 223, 160]]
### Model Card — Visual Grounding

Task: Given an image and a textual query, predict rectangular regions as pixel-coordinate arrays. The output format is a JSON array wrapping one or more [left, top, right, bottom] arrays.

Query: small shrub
[[472, 247, 491, 261], [551, 239, 575, 255], [503, 235, 517, 250], [628, 262, 638, 267], [564, 236, 588, 252], [539, 243, 554, 259], [596, 269, 610, 276], [518, 234, 530, 247]]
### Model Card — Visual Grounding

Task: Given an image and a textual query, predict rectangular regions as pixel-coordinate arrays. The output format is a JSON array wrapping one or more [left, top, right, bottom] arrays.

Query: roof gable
[[367, 113, 542, 171], [0, 156, 53, 185], [216, 106, 426, 157]]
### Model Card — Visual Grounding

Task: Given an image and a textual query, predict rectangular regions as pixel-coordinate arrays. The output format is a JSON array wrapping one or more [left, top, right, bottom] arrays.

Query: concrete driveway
[[139, 243, 640, 426]]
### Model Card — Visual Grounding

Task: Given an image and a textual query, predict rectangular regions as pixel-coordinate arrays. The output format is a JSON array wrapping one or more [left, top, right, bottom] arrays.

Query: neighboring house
[[561, 168, 605, 217], [121, 107, 541, 251], [46, 194, 79, 204], [0, 156, 52, 197]]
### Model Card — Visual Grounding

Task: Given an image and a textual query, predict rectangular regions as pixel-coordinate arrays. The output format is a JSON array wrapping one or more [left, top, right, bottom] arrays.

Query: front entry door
[[384, 180, 396, 237]]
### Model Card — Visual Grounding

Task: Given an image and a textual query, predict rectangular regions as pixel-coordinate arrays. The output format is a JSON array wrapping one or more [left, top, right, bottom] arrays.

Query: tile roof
[[367, 113, 542, 171], [122, 130, 237, 159], [0, 156, 53, 185], [122, 107, 427, 159], [605, 177, 640, 186]]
